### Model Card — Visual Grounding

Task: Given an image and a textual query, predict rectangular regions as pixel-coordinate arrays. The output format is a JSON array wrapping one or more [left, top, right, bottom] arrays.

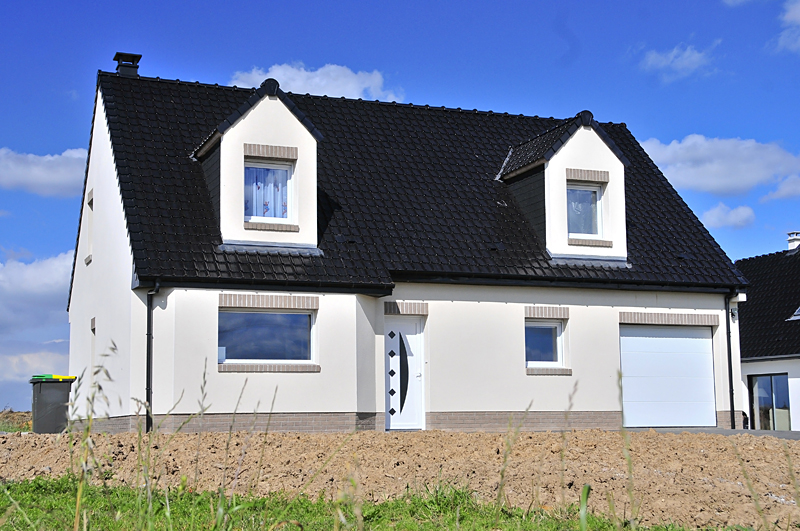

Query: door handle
[[416, 373, 422, 379]]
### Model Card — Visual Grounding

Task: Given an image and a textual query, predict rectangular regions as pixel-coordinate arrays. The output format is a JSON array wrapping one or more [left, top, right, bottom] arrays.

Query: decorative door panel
[[384, 317, 424, 430]]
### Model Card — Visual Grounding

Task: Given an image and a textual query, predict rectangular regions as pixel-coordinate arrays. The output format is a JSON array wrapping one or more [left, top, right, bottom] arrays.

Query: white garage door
[[620, 325, 716, 428]]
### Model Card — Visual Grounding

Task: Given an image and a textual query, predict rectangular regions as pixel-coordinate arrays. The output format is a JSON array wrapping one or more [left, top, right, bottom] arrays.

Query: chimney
[[113, 52, 142, 78], [789, 231, 800, 250]]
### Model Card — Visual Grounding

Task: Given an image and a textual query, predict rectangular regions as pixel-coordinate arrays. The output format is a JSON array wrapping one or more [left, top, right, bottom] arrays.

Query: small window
[[244, 161, 293, 222], [567, 185, 602, 236], [218, 311, 311, 362], [525, 320, 563, 367], [749, 374, 790, 430]]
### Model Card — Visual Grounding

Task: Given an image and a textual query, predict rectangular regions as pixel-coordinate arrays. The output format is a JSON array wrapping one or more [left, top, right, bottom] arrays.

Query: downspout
[[146, 279, 161, 433], [725, 289, 738, 430]]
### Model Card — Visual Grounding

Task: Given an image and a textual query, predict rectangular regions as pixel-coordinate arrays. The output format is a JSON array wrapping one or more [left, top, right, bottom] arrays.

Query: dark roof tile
[[736, 250, 800, 359], [88, 71, 744, 293]]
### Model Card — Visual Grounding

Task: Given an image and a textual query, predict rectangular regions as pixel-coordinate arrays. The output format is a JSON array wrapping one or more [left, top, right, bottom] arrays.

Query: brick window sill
[[218, 363, 320, 373], [526, 367, 572, 376]]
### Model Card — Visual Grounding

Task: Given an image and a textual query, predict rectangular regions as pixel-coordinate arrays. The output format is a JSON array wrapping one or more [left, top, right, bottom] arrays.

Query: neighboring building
[[737, 232, 800, 431], [68, 53, 748, 433]]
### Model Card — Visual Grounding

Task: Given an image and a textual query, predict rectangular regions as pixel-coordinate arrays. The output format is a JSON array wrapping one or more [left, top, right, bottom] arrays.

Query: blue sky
[[1, 0, 799, 411]]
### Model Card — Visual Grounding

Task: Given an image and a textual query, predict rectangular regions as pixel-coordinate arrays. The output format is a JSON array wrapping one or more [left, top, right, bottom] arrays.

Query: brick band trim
[[244, 221, 300, 232], [218, 363, 320, 373], [566, 168, 609, 183], [568, 238, 613, 248], [525, 305, 569, 319], [384, 301, 429, 316], [81, 412, 368, 434], [427, 411, 621, 432], [219, 293, 319, 310], [244, 143, 298, 160], [526, 367, 572, 376], [619, 311, 719, 326]]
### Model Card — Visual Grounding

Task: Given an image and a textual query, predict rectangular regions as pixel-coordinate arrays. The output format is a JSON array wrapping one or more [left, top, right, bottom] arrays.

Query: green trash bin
[[29, 375, 76, 434]]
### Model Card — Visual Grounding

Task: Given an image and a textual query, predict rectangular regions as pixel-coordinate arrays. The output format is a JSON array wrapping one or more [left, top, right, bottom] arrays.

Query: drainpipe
[[725, 290, 738, 430], [146, 279, 161, 433]]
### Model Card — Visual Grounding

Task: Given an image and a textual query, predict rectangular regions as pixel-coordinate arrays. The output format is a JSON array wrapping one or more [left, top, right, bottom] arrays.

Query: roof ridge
[[736, 249, 796, 263], [98, 70, 257, 94], [285, 91, 576, 120]]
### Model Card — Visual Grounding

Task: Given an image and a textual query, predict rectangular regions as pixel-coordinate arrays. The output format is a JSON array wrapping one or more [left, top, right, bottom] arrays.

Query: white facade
[[69, 89, 146, 418], [73, 273, 745, 426]]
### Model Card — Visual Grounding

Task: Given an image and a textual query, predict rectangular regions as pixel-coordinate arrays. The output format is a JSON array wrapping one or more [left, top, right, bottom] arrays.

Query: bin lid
[[30, 374, 77, 383]]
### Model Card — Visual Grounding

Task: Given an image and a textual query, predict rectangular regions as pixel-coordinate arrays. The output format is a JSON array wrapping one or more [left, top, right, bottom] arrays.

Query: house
[[68, 53, 749, 433], [736, 233, 800, 431]]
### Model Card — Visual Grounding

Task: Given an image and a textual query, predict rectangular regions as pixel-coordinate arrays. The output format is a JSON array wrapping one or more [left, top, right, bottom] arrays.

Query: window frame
[[217, 309, 316, 365], [524, 319, 564, 368], [243, 159, 296, 225], [566, 183, 604, 239]]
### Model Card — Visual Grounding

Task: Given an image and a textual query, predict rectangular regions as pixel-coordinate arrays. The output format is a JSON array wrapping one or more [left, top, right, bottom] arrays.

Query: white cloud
[[762, 174, 800, 200], [0, 251, 74, 335], [777, 0, 800, 53], [229, 63, 402, 101], [640, 41, 719, 82], [701, 203, 756, 228], [642, 134, 800, 195], [0, 351, 68, 382], [0, 147, 86, 197]]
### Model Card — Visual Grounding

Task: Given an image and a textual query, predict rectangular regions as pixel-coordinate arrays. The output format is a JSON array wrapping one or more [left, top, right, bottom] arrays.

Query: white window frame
[[217, 309, 316, 365], [243, 159, 296, 225], [566, 183, 603, 239], [524, 319, 564, 368]]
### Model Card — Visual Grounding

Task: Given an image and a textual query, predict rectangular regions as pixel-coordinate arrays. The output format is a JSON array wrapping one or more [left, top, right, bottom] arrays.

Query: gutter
[[725, 289, 738, 430], [742, 352, 800, 362], [145, 279, 161, 433]]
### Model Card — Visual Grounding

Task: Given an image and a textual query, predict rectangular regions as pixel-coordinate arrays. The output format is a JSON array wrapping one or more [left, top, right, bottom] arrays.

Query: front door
[[384, 317, 424, 430]]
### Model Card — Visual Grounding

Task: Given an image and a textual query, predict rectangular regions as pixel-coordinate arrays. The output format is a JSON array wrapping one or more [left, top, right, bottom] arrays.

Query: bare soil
[[1, 428, 798, 528]]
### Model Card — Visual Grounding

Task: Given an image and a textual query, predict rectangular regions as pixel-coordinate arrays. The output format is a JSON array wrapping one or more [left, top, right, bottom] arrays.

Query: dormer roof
[[78, 71, 746, 295], [193, 78, 324, 160], [497, 110, 630, 180]]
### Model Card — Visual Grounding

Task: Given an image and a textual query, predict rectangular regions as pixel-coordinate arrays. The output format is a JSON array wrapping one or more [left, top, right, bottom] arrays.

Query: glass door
[[749, 374, 790, 430]]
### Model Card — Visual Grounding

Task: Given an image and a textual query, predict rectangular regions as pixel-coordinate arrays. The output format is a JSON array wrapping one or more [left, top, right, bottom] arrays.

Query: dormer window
[[244, 160, 294, 222], [567, 184, 602, 237]]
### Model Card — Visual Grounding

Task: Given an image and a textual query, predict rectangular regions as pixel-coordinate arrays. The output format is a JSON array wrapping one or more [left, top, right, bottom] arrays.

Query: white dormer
[[499, 111, 628, 263], [544, 126, 626, 261], [196, 79, 319, 249]]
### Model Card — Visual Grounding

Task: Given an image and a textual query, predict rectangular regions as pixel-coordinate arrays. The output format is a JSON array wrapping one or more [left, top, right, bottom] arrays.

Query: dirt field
[[0, 410, 31, 431], [1, 428, 799, 528]]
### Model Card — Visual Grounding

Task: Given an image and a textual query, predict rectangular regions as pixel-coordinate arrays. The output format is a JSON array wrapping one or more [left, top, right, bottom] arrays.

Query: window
[[244, 161, 293, 222], [525, 320, 563, 367], [218, 311, 311, 362], [567, 185, 602, 237], [749, 374, 790, 430]]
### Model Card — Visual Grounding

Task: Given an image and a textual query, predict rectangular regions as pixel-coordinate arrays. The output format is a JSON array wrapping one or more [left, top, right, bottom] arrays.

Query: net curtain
[[244, 166, 289, 219]]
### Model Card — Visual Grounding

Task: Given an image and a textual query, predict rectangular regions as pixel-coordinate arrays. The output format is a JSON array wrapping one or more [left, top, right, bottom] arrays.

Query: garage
[[619, 325, 716, 427]]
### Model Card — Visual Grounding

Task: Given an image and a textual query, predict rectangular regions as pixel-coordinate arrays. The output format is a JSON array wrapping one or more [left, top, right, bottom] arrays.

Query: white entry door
[[385, 317, 424, 430], [620, 325, 716, 427]]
